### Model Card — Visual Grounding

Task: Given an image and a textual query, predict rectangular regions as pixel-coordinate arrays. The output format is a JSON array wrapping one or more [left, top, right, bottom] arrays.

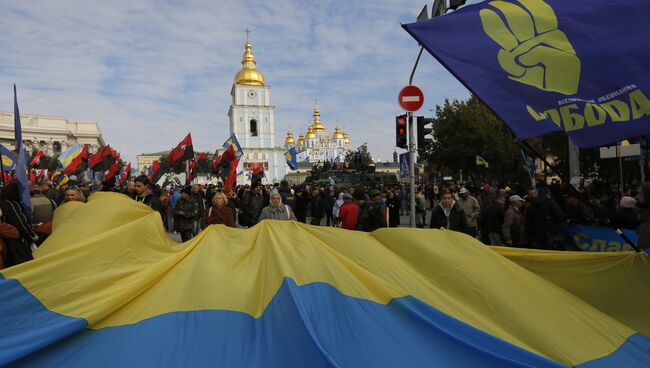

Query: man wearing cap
[[357, 190, 387, 232], [502, 195, 527, 247], [458, 187, 480, 237]]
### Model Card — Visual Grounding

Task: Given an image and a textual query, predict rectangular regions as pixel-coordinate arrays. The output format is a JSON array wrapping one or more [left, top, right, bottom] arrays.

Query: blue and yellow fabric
[[0, 144, 16, 171], [1, 193, 649, 367], [403, 0, 650, 147]]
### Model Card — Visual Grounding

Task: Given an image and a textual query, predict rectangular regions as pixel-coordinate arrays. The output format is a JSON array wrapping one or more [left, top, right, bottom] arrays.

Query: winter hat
[[459, 187, 469, 195], [620, 196, 637, 209], [181, 185, 192, 194], [509, 195, 524, 203]]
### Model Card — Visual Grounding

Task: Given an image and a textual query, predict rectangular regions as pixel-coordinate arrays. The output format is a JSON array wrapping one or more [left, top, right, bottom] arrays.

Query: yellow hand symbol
[[480, 0, 580, 95]]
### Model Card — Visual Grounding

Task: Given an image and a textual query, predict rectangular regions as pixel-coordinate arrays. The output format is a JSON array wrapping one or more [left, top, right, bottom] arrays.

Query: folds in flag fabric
[[0, 193, 649, 367], [521, 150, 536, 178], [285, 147, 297, 170], [63, 145, 89, 176], [476, 155, 489, 168], [0, 144, 17, 171], [222, 133, 243, 158], [250, 163, 265, 184], [13, 85, 32, 223], [213, 146, 236, 183], [167, 133, 194, 172], [196, 152, 207, 162], [403, 0, 650, 148], [29, 150, 44, 167]]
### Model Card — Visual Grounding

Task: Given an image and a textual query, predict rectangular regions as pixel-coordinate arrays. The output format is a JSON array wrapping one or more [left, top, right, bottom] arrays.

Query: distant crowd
[[1, 173, 647, 270]]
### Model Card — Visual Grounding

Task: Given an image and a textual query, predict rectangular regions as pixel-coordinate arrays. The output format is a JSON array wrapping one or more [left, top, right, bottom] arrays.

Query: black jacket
[[430, 202, 467, 233], [525, 198, 565, 249], [481, 201, 505, 235], [357, 200, 387, 232], [310, 196, 324, 218]]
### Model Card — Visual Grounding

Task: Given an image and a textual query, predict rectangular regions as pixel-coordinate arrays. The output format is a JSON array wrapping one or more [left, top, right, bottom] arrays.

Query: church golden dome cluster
[[285, 105, 350, 149]]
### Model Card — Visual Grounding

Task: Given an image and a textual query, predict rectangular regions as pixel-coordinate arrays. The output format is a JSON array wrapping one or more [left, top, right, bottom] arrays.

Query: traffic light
[[417, 116, 434, 151], [395, 115, 408, 149]]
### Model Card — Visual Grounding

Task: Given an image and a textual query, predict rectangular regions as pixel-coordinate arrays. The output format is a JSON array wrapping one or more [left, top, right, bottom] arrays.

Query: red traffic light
[[396, 114, 408, 149]]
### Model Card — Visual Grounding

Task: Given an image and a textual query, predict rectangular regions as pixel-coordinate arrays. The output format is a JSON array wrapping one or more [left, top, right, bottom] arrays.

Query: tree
[[344, 143, 374, 171], [423, 95, 520, 182]]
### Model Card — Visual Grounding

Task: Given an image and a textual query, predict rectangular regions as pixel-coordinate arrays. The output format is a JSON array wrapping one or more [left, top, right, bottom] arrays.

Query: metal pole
[[616, 143, 624, 199], [408, 112, 416, 227]]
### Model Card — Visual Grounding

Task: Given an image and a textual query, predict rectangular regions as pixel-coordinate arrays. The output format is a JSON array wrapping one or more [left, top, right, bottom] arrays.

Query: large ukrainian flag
[[1, 193, 649, 367]]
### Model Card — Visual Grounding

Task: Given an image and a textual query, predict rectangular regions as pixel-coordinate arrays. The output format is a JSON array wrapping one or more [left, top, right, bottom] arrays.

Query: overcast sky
[[0, 0, 476, 165]]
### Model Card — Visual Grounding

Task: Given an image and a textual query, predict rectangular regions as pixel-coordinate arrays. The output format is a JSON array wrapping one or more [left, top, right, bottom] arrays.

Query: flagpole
[[0, 151, 5, 188]]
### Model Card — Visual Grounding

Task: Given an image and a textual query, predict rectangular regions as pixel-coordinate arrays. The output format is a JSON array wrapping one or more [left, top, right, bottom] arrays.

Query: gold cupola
[[343, 132, 350, 145], [297, 133, 305, 146], [306, 126, 316, 139], [309, 105, 327, 134], [332, 126, 344, 139], [234, 31, 265, 86], [284, 131, 295, 145]]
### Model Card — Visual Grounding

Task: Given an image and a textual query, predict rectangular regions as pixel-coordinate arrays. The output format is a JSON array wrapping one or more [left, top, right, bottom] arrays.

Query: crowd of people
[[1, 172, 648, 270]]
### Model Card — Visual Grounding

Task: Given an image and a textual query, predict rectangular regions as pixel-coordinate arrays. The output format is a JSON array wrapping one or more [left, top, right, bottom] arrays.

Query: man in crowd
[[481, 194, 505, 245], [502, 195, 526, 247], [239, 182, 265, 227], [525, 188, 565, 250], [338, 192, 359, 230], [310, 188, 324, 226], [458, 187, 480, 237], [357, 190, 387, 232], [174, 186, 198, 242], [132, 175, 162, 211]]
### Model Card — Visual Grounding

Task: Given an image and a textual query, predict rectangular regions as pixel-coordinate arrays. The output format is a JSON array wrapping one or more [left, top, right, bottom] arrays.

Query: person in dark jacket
[[611, 196, 639, 230], [525, 188, 566, 250], [481, 195, 506, 245], [174, 186, 199, 242], [637, 183, 650, 248], [309, 189, 324, 226], [430, 190, 467, 232], [0, 183, 39, 267], [502, 195, 526, 247], [131, 175, 163, 214], [239, 183, 265, 227], [357, 190, 387, 232], [386, 190, 401, 228], [321, 188, 335, 226], [294, 187, 309, 223]]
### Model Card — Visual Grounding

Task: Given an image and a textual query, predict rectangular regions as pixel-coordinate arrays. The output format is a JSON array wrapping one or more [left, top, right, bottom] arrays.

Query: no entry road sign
[[398, 85, 424, 112]]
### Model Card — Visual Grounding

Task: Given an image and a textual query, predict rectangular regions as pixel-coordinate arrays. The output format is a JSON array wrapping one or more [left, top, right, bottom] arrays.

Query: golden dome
[[284, 131, 295, 145], [343, 132, 350, 145], [332, 126, 344, 139], [297, 134, 305, 146], [306, 126, 316, 139], [234, 40, 265, 86], [310, 106, 327, 133]]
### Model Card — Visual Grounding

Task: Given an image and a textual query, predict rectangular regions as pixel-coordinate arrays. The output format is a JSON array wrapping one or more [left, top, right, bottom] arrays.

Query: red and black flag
[[213, 146, 236, 184], [167, 133, 194, 173], [119, 163, 131, 185], [250, 163, 265, 185], [64, 144, 90, 176], [149, 160, 162, 184], [89, 145, 118, 172], [30, 150, 44, 167], [196, 152, 207, 163]]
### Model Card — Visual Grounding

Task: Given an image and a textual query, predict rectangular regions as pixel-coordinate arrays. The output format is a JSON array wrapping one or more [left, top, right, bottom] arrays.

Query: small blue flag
[[521, 150, 536, 179], [0, 144, 17, 171], [222, 134, 244, 158], [13, 85, 32, 223], [285, 147, 297, 170]]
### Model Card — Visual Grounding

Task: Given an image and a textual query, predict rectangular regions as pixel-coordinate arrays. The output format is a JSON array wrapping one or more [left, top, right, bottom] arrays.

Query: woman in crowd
[[202, 191, 235, 228], [259, 189, 296, 221], [64, 186, 86, 203], [386, 190, 401, 228]]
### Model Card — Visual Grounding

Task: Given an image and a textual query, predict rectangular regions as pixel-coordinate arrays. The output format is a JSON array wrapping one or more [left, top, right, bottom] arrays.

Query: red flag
[[64, 144, 90, 176], [104, 162, 120, 182], [224, 157, 240, 192], [167, 133, 194, 171], [119, 163, 131, 185], [88, 145, 117, 172], [29, 170, 36, 183], [197, 152, 207, 162], [251, 163, 265, 184], [30, 150, 44, 167], [36, 169, 46, 182], [149, 161, 160, 182]]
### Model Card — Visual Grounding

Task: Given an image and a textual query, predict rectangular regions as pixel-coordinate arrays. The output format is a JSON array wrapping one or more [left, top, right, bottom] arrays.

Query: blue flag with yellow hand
[[285, 147, 297, 170], [403, 0, 650, 148], [222, 134, 243, 158], [0, 144, 16, 171]]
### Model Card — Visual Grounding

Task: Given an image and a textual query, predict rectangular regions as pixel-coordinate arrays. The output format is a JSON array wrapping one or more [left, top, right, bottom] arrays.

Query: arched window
[[250, 119, 258, 137]]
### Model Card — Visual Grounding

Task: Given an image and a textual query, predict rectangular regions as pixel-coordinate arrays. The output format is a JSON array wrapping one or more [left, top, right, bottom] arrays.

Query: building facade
[[283, 105, 351, 163], [227, 35, 288, 184], [0, 111, 104, 155]]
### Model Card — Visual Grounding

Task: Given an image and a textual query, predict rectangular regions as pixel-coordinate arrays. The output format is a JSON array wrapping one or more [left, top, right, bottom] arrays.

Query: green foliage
[[424, 95, 519, 180]]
